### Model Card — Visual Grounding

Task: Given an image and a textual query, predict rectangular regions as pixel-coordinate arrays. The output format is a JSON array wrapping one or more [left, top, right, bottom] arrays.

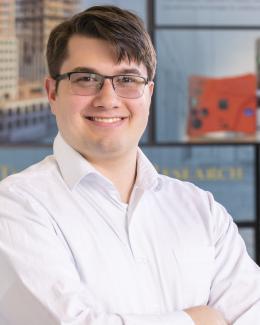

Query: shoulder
[[158, 173, 212, 202], [157, 174, 232, 231], [0, 154, 60, 196], [156, 174, 230, 222], [0, 155, 62, 227]]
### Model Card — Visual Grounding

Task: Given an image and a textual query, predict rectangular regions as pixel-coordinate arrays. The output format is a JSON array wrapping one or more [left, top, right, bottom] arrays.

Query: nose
[[92, 78, 119, 109]]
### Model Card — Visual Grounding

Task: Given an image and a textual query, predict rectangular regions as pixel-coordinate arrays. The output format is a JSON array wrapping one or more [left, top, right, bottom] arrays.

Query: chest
[[50, 190, 215, 313]]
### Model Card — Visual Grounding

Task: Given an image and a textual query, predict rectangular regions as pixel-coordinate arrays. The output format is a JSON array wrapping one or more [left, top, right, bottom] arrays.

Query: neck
[[86, 149, 138, 204]]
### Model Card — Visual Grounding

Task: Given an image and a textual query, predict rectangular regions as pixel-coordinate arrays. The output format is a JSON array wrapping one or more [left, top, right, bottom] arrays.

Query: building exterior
[[0, 0, 18, 101], [0, 0, 80, 143], [0, 97, 53, 143], [16, 0, 79, 89], [0, 0, 16, 35]]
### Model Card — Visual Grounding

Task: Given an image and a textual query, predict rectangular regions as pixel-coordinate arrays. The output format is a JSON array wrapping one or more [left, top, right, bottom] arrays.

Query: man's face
[[46, 35, 154, 162]]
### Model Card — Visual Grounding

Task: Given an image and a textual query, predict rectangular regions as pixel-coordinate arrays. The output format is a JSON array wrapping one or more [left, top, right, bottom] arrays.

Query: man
[[0, 5, 259, 325]]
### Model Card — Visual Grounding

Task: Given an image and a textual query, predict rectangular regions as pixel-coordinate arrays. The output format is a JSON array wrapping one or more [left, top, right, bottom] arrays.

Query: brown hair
[[46, 5, 156, 81]]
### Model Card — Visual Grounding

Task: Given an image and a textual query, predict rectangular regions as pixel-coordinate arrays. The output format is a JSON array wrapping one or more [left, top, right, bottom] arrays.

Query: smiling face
[[46, 35, 154, 163]]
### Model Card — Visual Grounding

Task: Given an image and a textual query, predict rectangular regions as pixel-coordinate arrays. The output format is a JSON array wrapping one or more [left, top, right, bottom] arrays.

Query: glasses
[[54, 71, 149, 99]]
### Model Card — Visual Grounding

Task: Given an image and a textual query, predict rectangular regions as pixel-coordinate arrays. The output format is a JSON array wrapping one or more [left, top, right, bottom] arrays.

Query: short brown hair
[[46, 5, 156, 81]]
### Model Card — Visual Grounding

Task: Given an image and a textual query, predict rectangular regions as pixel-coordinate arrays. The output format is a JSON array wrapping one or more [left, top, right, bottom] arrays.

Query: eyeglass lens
[[69, 72, 146, 99]]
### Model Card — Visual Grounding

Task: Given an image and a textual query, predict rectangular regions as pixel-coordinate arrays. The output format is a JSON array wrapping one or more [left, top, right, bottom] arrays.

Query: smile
[[87, 117, 124, 123]]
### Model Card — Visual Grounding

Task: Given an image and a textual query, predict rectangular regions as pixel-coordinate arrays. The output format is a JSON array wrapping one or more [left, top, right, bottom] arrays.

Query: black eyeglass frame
[[53, 71, 150, 98]]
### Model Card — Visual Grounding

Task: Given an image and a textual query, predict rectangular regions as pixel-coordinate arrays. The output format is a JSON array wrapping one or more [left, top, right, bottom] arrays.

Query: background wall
[[0, 0, 259, 262]]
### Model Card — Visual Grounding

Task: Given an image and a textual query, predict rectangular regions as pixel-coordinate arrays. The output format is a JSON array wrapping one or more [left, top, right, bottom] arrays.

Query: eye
[[115, 76, 145, 88], [75, 76, 91, 82], [71, 73, 99, 84], [118, 75, 136, 83]]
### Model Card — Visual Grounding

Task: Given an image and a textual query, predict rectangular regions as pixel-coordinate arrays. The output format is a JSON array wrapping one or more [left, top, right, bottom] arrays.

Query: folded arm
[[185, 306, 228, 325], [205, 193, 260, 324], [0, 185, 259, 325]]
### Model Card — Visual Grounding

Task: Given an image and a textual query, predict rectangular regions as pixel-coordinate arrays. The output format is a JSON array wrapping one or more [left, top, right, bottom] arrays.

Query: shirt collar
[[53, 133, 161, 192], [53, 133, 100, 190], [135, 148, 162, 192]]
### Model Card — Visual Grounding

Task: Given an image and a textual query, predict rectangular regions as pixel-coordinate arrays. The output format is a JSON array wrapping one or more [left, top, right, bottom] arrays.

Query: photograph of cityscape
[[0, 1, 82, 144], [0, 0, 144, 144]]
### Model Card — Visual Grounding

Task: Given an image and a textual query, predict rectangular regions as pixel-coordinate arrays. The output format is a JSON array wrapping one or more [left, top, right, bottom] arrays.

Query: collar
[[135, 149, 162, 192], [53, 133, 101, 190], [53, 133, 161, 192]]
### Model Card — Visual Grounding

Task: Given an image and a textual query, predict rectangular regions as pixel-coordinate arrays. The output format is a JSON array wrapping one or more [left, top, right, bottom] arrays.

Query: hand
[[185, 305, 228, 325]]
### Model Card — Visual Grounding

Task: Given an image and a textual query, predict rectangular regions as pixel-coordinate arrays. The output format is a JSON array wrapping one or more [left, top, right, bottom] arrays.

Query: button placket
[[128, 226, 162, 312]]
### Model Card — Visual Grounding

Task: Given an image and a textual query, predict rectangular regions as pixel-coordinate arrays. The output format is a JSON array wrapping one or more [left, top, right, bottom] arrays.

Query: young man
[[0, 5, 259, 325]]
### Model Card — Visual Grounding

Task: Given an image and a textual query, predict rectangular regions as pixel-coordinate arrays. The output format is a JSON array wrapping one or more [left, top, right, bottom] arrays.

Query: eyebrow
[[70, 66, 143, 76]]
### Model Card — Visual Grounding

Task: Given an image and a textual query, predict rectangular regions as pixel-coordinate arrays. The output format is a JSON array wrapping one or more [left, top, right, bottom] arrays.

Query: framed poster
[[154, 0, 260, 142]]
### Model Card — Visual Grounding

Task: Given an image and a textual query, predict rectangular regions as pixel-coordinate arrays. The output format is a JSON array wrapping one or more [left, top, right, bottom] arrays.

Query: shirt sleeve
[[207, 192, 260, 324], [123, 312, 194, 324], [0, 184, 195, 325]]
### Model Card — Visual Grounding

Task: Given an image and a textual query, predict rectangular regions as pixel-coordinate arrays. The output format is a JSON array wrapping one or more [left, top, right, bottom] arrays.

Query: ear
[[45, 77, 57, 114], [148, 81, 154, 97]]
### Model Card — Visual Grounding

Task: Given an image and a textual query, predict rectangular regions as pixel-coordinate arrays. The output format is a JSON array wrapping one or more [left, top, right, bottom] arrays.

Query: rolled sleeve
[[207, 194, 260, 324]]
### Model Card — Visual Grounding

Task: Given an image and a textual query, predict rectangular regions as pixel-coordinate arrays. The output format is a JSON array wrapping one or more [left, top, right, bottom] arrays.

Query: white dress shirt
[[0, 133, 259, 325]]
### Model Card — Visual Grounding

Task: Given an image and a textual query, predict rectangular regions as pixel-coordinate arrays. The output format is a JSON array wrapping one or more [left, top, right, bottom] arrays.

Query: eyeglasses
[[54, 71, 149, 99]]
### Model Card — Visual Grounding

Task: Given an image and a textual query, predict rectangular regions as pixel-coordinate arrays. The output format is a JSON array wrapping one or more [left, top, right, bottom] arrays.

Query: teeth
[[91, 117, 122, 123]]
